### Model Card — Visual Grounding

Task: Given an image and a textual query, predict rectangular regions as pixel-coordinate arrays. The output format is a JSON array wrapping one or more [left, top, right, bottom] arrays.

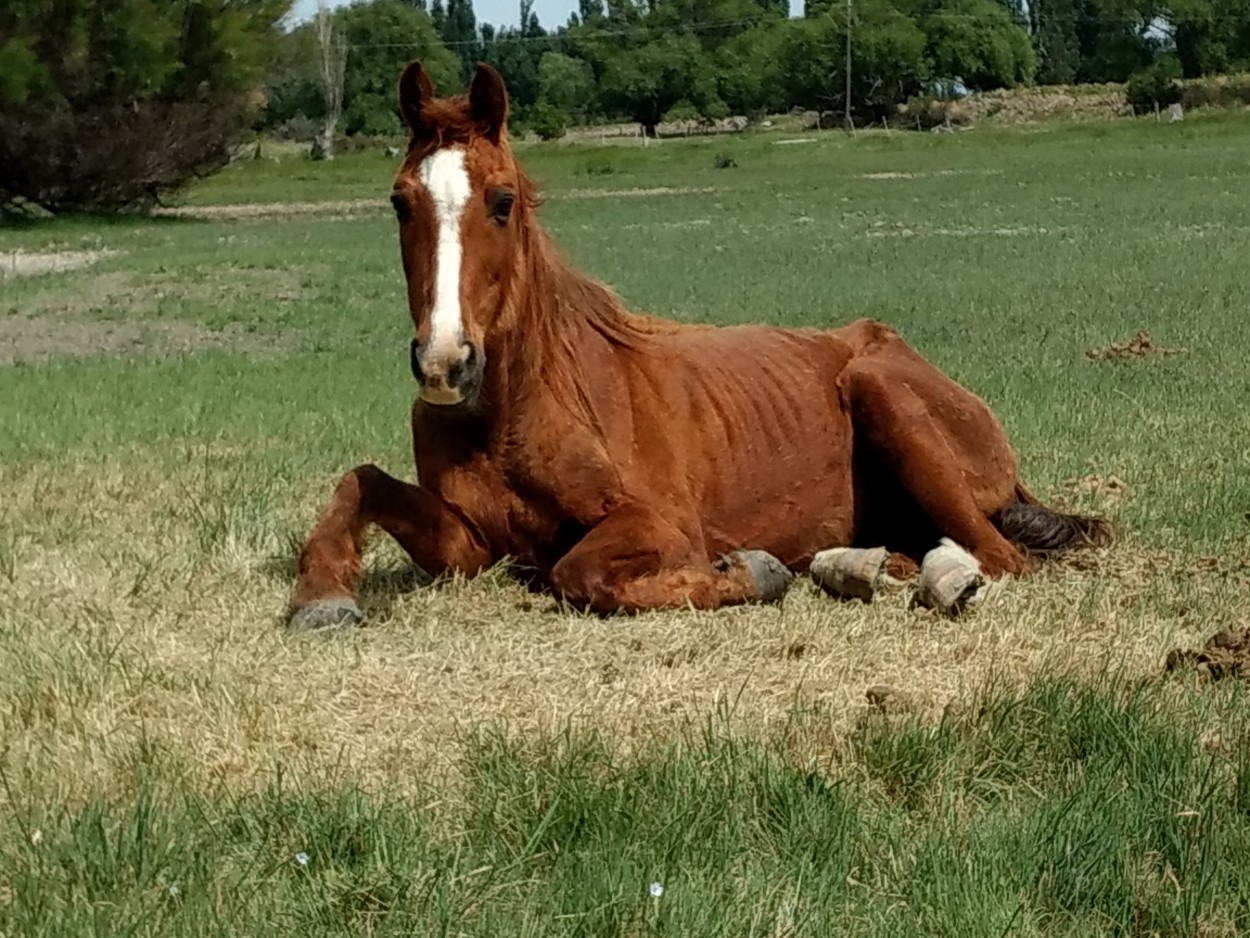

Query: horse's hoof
[[810, 546, 891, 602], [727, 550, 793, 603], [915, 538, 984, 616], [287, 597, 364, 635]]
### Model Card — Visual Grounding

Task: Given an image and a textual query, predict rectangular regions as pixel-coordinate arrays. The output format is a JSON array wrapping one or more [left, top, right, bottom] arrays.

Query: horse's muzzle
[[410, 337, 484, 408]]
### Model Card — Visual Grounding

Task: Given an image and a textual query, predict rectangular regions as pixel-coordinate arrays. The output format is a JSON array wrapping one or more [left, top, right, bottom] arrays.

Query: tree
[[440, 0, 481, 81], [1170, 0, 1250, 76], [337, 0, 460, 135], [1031, 0, 1082, 83], [1073, 0, 1160, 83], [1124, 51, 1182, 111], [537, 51, 597, 122], [715, 22, 788, 116], [919, 0, 1036, 90], [312, 1, 348, 159], [599, 33, 724, 134], [1026, 0, 1163, 85], [783, 5, 929, 122], [0, 0, 290, 213], [481, 0, 550, 114], [262, 20, 323, 133]]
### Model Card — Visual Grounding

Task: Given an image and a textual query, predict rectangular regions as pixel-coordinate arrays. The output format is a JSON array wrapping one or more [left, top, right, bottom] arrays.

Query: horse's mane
[[511, 166, 689, 353]]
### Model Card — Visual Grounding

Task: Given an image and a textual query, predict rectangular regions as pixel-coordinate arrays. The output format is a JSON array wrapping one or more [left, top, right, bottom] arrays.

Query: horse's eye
[[390, 192, 410, 222], [487, 188, 514, 225]]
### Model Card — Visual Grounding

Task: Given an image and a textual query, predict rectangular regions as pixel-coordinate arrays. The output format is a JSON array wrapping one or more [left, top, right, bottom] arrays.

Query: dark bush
[[0, 0, 287, 214], [0, 99, 257, 214], [270, 115, 319, 143], [1125, 56, 1184, 114]]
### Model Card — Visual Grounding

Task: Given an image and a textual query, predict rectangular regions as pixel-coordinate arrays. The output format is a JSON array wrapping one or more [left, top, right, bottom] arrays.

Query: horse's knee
[[549, 551, 609, 609]]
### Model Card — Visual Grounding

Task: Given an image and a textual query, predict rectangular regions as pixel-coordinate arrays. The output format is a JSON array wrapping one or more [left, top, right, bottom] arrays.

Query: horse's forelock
[[402, 95, 523, 158]]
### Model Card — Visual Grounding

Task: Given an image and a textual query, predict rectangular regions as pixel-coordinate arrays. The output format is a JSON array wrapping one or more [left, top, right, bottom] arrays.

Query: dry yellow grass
[[3, 450, 1242, 815]]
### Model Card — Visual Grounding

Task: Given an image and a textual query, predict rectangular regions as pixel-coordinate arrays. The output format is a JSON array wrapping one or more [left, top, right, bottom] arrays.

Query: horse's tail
[[992, 483, 1115, 555]]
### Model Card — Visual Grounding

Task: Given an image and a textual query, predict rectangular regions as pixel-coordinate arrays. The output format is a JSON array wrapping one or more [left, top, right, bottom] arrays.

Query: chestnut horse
[[287, 61, 1108, 632]]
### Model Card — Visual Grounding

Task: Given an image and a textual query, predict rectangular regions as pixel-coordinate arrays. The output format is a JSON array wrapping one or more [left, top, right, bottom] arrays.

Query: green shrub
[[1126, 56, 1184, 114], [528, 102, 569, 141], [664, 100, 702, 125]]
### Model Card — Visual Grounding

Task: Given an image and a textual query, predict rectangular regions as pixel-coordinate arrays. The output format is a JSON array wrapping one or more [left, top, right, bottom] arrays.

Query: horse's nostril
[[447, 342, 480, 389]]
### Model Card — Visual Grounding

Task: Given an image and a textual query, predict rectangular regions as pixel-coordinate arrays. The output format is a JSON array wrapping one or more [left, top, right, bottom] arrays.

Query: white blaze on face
[[418, 147, 471, 358]]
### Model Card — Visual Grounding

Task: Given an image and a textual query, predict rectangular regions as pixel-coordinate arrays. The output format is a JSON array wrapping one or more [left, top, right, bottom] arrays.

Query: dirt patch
[[859, 169, 1004, 180], [554, 186, 717, 200], [1, 249, 117, 279], [0, 312, 271, 366], [156, 199, 385, 221], [1085, 330, 1187, 362], [3, 265, 299, 365], [1165, 627, 1250, 683], [157, 187, 716, 221], [866, 224, 1059, 239]]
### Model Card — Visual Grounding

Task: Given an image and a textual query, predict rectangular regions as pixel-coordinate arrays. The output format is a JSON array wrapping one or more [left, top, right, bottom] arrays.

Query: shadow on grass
[[259, 544, 565, 626], [1, 202, 204, 231]]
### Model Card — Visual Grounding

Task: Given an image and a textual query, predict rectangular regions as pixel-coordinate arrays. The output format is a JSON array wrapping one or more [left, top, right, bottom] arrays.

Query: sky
[[289, 0, 800, 32]]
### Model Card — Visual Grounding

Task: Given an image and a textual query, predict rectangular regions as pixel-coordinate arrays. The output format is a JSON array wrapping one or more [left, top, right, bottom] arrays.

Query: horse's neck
[[483, 234, 635, 425]]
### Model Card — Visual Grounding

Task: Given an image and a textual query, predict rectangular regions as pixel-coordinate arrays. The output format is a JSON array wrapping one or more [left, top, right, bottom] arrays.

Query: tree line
[[262, 0, 1250, 140], [2, 0, 1248, 212]]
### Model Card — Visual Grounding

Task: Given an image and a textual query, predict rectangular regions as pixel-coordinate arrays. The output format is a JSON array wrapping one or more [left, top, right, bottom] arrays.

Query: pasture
[[3, 115, 1250, 935]]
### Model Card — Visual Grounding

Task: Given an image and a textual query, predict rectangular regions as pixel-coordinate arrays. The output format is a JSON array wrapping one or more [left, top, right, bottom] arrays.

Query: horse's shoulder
[[826, 317, 905, 353]]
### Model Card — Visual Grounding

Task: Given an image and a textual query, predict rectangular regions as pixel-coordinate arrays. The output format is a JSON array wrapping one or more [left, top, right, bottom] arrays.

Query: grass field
[[4, 114, 1250, 935]]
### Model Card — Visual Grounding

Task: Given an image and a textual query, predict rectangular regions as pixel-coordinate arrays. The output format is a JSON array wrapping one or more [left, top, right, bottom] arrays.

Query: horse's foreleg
[[549, 503, 792, 614], [841, 363, 1030, 578], [289, 464, 492, 631]]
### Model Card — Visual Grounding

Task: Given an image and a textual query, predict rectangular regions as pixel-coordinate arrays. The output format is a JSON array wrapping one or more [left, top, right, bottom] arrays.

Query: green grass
[[4, 115, 1250, 935], [4, 116, 1250, 542], [4, 677, 1250, 935]]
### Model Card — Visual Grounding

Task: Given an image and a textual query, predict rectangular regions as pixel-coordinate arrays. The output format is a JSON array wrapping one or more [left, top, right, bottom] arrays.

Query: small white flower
[[295, 851, 310, 867], [168, 883, 180, 897], [649, 882, 664, 898]]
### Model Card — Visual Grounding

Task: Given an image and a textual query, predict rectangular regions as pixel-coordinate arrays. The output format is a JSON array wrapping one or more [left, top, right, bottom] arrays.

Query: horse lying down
[[287, 61, 1111, 632]]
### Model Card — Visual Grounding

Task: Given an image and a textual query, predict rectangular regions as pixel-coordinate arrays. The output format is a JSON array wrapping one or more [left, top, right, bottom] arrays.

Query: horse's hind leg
[[549, 502, 792, 614], [840, 357, 1030, 578], [289, 464, 492, 632]]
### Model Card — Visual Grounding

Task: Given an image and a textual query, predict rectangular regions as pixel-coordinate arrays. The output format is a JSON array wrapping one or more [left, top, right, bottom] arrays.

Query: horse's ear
[[468, 62, 509, 143], [398, 60, 436, 140]]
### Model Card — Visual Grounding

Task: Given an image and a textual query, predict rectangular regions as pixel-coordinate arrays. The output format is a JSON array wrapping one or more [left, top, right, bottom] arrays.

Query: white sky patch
[[419, 147, 471, 356]]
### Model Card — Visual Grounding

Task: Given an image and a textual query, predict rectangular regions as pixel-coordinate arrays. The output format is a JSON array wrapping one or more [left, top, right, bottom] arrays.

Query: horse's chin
[[417, 386, 480, 415]]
